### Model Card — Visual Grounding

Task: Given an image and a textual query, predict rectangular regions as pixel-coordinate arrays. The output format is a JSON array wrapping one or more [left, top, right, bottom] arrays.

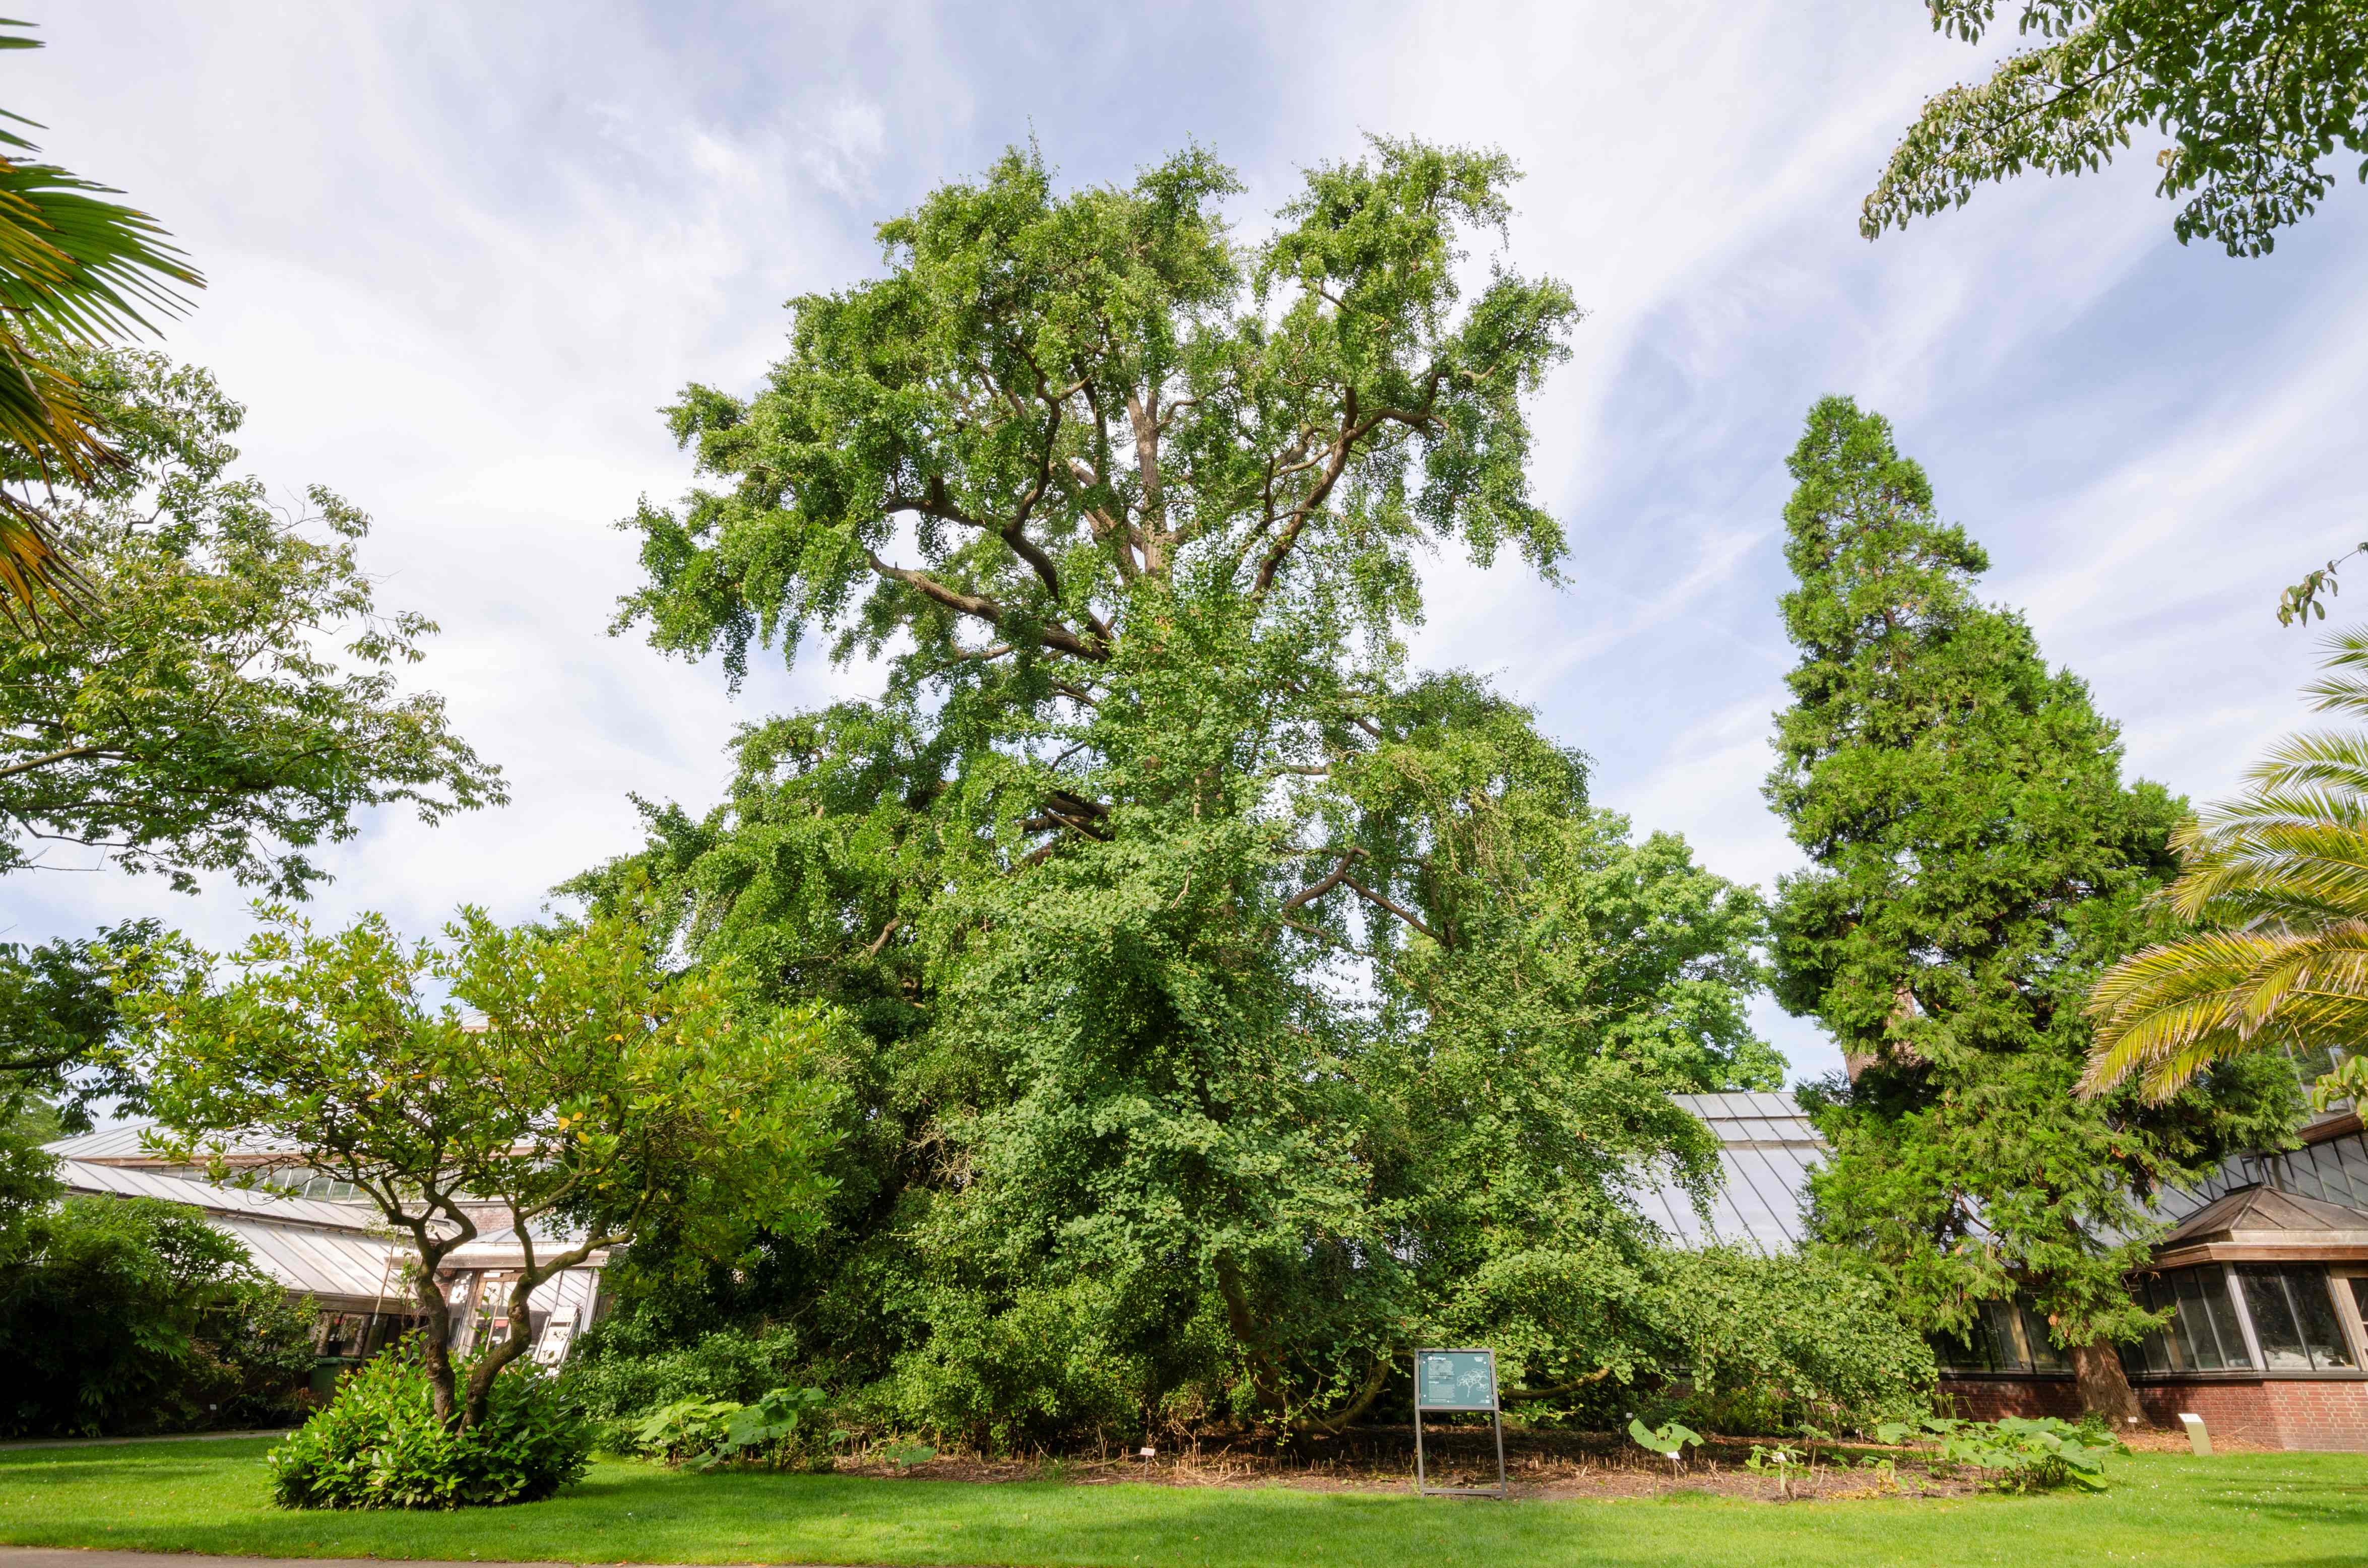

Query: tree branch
[[861, 548, 1104, 661], [1339, 872, 1443, 945], [0, 743, 107, 779], [1282, 847, 1366, 914]]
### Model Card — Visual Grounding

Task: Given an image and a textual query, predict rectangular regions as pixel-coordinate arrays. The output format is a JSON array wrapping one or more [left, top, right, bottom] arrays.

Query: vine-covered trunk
[[2071, 1336, 2142, 1424]]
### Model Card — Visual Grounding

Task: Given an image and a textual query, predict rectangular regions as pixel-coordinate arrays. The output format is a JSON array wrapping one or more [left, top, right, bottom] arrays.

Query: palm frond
[[0, 16, 201, 618], [2305, 625, 2368, 720]]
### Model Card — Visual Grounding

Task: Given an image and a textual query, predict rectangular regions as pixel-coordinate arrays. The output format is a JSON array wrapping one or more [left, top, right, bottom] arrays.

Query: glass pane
[[2205, 1269, 2257, 1367], [1980, 1298, 2029, 1372], [2287, 1268, 2355, 1369], [2238, 1265, 2315, 1370], [2131, 1275, 2170, 1373], [2171, 1270, 2227, 1370], [2018, 1300, 2069, 1371]]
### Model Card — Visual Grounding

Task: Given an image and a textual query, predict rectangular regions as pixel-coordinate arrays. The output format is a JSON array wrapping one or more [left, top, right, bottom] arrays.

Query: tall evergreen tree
[[1764, 397, 2294, 1418]]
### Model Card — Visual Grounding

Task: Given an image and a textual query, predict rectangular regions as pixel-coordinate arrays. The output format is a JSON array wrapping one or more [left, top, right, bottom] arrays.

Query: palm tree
[[2086, 628, 2368, 1106], [0, 18, 201, 621]]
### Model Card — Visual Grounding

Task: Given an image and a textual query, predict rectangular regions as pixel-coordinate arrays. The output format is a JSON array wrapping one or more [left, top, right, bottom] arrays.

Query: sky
[[10, 2, 2365, 1084]]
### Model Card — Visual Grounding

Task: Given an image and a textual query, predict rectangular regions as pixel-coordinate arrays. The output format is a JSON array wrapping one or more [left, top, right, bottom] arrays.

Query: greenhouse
[[41, 1121, 608, 1387]]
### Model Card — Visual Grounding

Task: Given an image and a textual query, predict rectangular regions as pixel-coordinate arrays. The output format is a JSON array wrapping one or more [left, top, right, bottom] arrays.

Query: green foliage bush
[[871, 1276, 1158, 1450], [561, 1321, 809, 1419], [616, 1385, 848, 1471], [268, 1348, 592, 1510], [0, 1194, 315, 1437], [1884, 1414, 2119, 1494], [1634, 1246, 1938, 1435]]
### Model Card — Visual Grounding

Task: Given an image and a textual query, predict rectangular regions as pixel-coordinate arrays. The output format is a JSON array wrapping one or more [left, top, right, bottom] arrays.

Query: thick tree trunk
[[460, 1277, 537, 1429], [2070, 1336, 2143, 1425], [410, 1258, 462, 1427]]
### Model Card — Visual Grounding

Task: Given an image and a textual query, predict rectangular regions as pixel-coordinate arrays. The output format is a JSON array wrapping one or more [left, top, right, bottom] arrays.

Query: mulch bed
[[820, 1422, 2237, 1501]]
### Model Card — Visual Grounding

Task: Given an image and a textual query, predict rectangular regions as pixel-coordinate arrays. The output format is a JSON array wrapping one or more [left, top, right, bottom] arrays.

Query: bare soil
[[825, 1423, 2253, 1501]]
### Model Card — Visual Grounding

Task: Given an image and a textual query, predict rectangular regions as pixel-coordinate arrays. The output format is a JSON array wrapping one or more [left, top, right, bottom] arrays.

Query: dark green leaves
[[1766, 395, 2296, 1363], [1866, 2, 2368, 256]]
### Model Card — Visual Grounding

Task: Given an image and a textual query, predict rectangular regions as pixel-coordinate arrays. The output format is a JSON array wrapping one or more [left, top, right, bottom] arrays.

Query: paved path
[[0, 1553, 851, 1568], [0, 1431, 292, 1453]]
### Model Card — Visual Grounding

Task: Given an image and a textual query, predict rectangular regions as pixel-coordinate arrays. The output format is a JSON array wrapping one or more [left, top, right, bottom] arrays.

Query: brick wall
[[1943, 1375, 2368, 1452], [1942, 1378, 2086, 1424]]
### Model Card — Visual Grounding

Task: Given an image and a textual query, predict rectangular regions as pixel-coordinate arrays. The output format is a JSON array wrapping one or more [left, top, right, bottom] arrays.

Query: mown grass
[[1, 1438, 2363, 1567]]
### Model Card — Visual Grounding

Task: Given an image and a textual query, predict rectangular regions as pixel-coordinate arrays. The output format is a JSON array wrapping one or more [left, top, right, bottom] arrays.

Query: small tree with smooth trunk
[[122, 904, 840, 1430]]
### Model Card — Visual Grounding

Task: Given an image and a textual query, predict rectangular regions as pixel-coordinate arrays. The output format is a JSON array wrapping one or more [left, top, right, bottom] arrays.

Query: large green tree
[[1765, 396, 2294, 1418], [1865, 2, 2368, 257], [584, 140, 1780, 1441]]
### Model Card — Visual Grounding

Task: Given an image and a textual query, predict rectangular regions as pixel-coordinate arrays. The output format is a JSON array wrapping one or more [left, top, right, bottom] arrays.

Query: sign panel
[[1415, 1348, 1498, 1412]]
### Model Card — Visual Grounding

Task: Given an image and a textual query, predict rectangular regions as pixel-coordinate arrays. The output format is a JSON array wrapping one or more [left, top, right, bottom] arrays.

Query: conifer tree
[[1764, 397, 2294, 1418]]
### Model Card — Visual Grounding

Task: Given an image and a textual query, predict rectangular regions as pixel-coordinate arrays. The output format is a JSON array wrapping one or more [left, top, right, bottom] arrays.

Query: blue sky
[[12, 3, 2366, 1082]]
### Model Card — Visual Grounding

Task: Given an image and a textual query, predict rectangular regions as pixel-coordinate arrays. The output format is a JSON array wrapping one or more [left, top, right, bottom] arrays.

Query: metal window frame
[[2222, 1262, 2269, 1371]]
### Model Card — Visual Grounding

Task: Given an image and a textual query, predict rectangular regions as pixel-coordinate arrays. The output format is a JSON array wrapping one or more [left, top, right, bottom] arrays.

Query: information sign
[[1416, 1350, 1498, 1411], [1411, 1347, 1506, 1499]]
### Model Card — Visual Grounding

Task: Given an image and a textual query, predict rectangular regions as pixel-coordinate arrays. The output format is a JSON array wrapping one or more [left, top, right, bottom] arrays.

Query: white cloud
[[6, 1, 2359, 1092], [801, 95, 890, 200]]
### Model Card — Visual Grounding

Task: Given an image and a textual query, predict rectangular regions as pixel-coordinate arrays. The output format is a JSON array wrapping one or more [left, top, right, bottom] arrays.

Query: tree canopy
[[0, 346, 503, 1202], [1764, 395, 2294, 1417], [123, 904, 843, 1430], [587, 140, 1790, 1440], [1864, 2, 2368, 256], [0, 347, 504, 899]]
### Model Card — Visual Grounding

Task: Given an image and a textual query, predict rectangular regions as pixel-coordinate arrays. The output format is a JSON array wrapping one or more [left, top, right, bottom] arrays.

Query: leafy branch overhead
[[1865, 2, 2368, 256], [0, 348, 505, 898]]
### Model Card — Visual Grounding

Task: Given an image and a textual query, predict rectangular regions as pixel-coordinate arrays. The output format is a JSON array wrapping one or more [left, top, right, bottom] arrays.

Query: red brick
[[1942, 1376, 2368, 1452]]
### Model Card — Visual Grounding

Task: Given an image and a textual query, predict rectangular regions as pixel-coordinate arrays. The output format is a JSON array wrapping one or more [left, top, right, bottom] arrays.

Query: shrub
[[618, 1385, 848, 1471], [1637, 1246, 1938, 1434], [873, 1275, 1153, 1450], [1887, 1414, 2118, 1493], [561, 1321, 808, 1420], [0, 1195, 316, 1437], [186, 1281, 321, 1429], [268, 1346, 592, 1510]]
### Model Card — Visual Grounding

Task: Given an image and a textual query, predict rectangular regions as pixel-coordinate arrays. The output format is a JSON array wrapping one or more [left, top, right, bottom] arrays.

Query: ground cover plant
[[2, 1436, 2360, 1568]]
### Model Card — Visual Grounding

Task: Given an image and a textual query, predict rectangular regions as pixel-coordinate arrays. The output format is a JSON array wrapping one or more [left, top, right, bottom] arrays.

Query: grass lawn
[[2, 1438, 2364, 1568]]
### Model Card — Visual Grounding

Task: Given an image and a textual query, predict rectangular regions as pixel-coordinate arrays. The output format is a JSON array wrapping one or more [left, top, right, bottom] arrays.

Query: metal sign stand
[[1412, 1347, 1507, 1499]]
